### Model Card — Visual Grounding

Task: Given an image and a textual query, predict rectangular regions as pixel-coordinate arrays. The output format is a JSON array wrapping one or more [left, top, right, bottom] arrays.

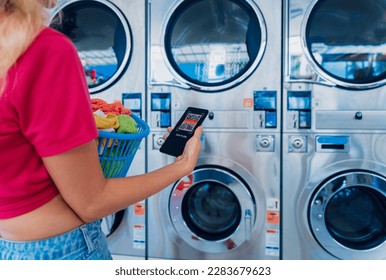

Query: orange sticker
[[266, 210, 280, 224], [134, 203, 145, 216], [243, 98, 253, 108]]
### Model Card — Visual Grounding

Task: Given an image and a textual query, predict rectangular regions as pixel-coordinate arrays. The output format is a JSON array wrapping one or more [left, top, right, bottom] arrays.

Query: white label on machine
[[267, 198, 280, 210], [133, 224, 145, 250], [265, 229, 280, 256]]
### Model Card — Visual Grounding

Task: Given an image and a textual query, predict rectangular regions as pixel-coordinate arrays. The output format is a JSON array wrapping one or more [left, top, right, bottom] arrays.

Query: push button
[[288, 135, 307, 153], [354, 111, 363, 120]]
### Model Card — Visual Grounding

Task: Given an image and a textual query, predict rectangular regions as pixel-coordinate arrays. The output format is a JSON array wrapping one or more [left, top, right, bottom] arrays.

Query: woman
[[0, 0, 202, 259]]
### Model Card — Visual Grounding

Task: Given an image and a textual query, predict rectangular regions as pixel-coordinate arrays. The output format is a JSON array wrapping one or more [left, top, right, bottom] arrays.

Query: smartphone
[[160, 107, 209, 157]]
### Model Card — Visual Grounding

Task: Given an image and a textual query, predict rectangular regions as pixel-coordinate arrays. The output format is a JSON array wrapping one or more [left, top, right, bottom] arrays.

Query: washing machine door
[[309, 171, 386, 259], [101, 209, 125, 238], [169, 166, 255, 254], [301, 0, 386, 89], [162, 0, 266, 92], [50, 0, 132, 93]]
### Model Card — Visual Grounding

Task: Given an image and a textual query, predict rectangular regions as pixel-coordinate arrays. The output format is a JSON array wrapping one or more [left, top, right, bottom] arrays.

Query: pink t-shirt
[[0, 28, 98, 218]]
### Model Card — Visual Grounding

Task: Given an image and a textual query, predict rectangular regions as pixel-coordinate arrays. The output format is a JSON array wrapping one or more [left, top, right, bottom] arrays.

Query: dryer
[[147, 0, 282, 259], [49, 0, 147, 259], [283, 0, 386, 126], [282, 0, 386, 259]]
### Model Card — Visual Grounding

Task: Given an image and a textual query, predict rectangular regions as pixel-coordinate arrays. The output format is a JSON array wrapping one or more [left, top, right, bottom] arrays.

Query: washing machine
[[148, 133, 281, 260], [49, 0, 147, 259], [282, 133, 386, 259], [282, 0, 386, 259], [146, 0, 282, 259]]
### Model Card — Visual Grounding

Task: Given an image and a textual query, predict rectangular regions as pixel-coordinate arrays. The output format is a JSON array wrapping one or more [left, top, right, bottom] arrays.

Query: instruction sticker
[[265, 229, 280, 257], [243, 98, 253, 108], [266, 210, 280, 224], [134, 203, 145, 216], [133, 224, 145, 250], [267, 198, 280, 210]]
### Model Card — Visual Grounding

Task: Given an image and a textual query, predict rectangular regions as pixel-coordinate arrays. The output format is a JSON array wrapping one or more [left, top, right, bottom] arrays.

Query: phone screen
[[159, 107, 208, 157], [177, 112, 203, 132]]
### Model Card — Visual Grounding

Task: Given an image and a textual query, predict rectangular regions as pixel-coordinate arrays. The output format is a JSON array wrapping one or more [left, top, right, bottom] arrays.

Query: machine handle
[[149, 79, 191, 89], [245, 209, 252, 241], [284, 76, 335, 87]]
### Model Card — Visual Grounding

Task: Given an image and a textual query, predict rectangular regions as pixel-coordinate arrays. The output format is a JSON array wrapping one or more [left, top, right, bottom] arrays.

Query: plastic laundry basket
[[97, 114, 150, 178]]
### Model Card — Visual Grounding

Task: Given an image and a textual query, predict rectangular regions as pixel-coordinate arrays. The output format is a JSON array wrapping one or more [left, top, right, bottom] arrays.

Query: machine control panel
[[150, 93, 171, 128], [315, 136, 350, 153], [287, 91, 311, 129], [122, 93, 142, 117], [256, 135, 275, 152], [253, 91, 277, 129], [288, 135, 308, 153], [152, 134, 165, 150]]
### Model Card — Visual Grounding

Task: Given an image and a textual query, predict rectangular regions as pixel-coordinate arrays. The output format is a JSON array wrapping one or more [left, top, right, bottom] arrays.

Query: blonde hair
[[0, 0, 57, 93]]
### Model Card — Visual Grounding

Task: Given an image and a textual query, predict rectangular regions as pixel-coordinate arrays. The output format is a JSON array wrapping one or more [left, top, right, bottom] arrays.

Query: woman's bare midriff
[[0, 195, 84, 241]]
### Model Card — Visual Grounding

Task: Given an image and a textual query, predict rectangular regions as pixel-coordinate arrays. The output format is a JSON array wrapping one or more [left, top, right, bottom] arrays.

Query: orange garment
[[91, 98, 131, 115]]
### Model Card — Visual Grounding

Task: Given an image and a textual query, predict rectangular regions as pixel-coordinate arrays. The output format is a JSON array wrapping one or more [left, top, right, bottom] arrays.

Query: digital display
[[151, 93, 171, 111], [254, 91, 277, 110], [288, 91, 311, 110]]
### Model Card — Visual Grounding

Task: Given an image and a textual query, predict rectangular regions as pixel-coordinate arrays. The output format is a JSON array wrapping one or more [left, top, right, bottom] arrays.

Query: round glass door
[[170, 166, 255, 253], [164, 0, 266, 92], [309, 171, 386, 259], [303, 0, 386, 89], [50, 0, 132, 93], [182, 181, 242, 241]]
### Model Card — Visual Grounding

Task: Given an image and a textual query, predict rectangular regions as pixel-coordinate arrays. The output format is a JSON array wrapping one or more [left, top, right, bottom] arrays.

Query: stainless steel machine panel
[[315, 110, 386, 130]]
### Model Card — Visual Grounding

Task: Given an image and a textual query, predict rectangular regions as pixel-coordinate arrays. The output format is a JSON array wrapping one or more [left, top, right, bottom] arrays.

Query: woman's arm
[[42, 126, 203, 223]]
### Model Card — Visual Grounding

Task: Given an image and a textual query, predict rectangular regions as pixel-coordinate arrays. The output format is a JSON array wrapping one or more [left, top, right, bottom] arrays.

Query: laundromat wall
[[48, 0, 386, 260]]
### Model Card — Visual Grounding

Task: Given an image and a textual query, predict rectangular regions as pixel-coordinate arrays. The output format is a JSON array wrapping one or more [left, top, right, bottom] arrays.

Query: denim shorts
[[0, 220, 112, 260]]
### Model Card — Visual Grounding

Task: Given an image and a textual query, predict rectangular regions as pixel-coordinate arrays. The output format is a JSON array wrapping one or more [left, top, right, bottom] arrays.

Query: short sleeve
[[13, 29, 98, 157]]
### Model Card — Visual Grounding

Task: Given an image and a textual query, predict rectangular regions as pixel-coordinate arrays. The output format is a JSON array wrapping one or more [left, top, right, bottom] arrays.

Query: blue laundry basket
[[97, 114, 150, 178]]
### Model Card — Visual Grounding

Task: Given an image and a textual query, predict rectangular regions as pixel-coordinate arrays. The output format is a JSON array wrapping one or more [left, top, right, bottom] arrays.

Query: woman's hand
[[163, 126, 203, 174], [175, 126, 202, 169]]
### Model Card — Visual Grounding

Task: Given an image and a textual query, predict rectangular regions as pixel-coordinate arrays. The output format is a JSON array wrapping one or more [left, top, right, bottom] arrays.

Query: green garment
[[117, 115, 138, 134]]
